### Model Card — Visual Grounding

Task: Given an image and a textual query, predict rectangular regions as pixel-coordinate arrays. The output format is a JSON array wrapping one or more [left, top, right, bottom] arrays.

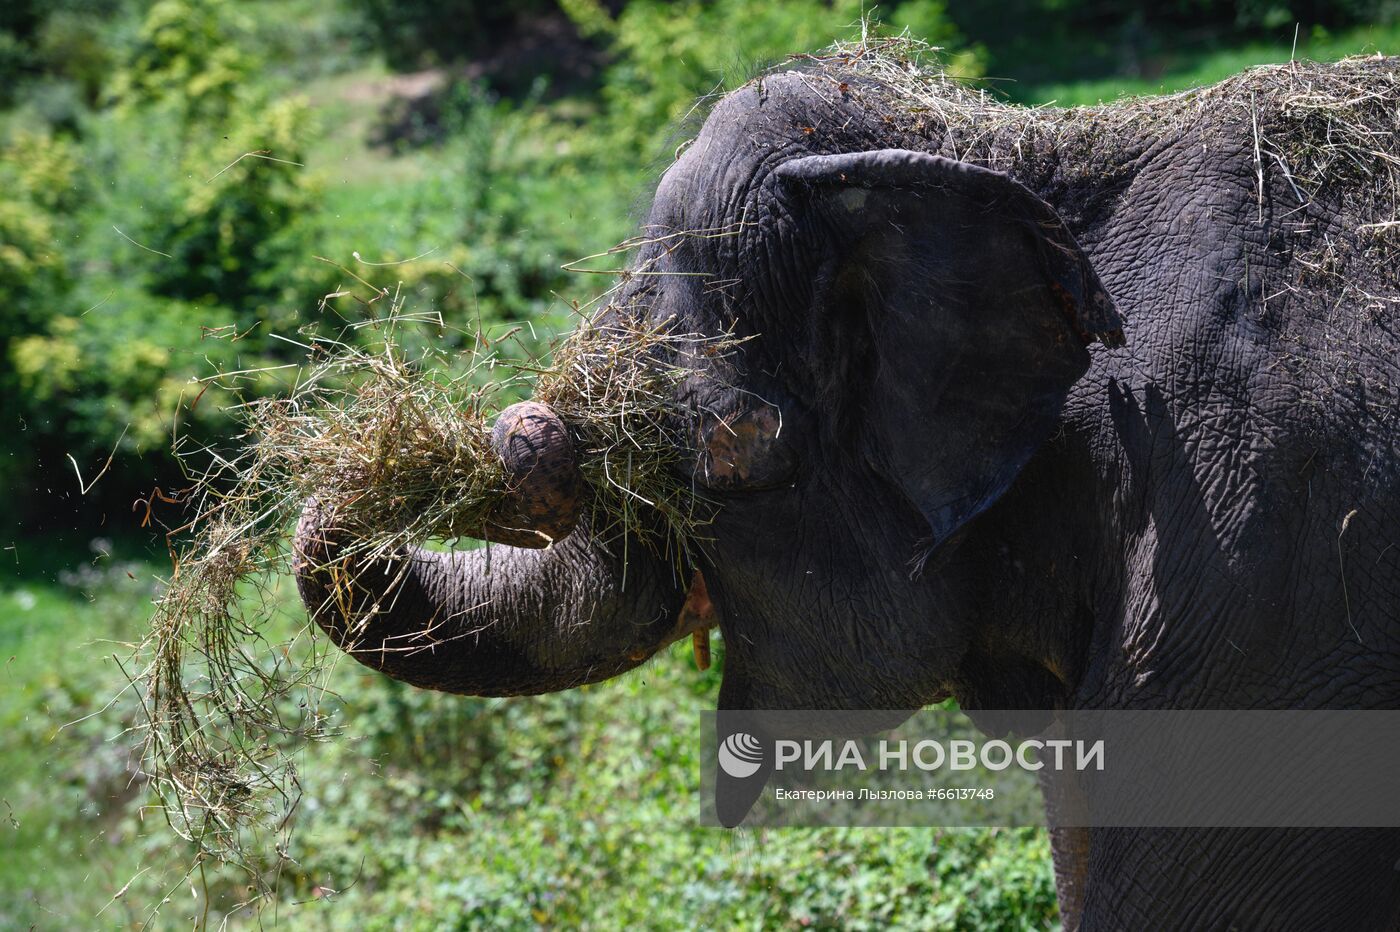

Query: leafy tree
[[0, 0, 325, 526], [575, 0, 982, 157], [151, 96, 320, 316], [348, 0, 555, 70], [107, 0, 252, 124], [0, 133, 75, 347]]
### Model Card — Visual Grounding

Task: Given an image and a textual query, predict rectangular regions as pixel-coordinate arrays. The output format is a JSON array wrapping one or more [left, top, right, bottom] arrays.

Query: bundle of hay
[[139, 281, 739, 871]]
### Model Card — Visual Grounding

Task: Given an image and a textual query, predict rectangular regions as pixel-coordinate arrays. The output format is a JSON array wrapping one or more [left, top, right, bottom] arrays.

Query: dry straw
[[815, 36, 1400, 244], [138, 274, 741, 884], [134, 36, 1400, 897]]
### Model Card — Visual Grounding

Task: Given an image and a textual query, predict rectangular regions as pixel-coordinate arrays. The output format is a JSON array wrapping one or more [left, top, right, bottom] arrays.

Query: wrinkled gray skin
[[298, 60, 1400, 929]]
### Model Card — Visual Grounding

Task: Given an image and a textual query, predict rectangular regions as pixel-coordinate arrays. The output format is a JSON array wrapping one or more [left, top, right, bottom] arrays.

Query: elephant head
[[294, 73, 1122, 719]]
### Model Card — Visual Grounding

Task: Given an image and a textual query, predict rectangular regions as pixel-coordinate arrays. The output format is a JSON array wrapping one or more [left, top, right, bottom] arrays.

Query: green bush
[[348, 0, 555, 69], [0, 4, 334, 522], [0, 130, 77, 340], [177, 628, 1055, 930], [108, 0, 252, 123], [0, 129, 79, 498], [34, 9, 117, 105], [150, 95, 321, 315], [386, 85, 621, 338], [585, 0, 981, 157]]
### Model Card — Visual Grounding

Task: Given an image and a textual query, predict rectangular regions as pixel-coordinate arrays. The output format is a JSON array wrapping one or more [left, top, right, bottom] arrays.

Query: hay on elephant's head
[[138, 280, 739, 879], [790, 36, 1400, 374], [785, 36, 1400, 231]]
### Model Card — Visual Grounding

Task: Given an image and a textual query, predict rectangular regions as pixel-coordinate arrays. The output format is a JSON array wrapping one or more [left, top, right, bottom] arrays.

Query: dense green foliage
[[349, 0, 555, 69], [0, 551, 1058, 928], [4, 0, 1400, 927], [955, 0, 1400, 99]]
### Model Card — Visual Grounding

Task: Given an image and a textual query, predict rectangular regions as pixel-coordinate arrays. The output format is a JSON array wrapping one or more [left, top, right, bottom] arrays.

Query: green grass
[[1020, 20, 1400, 106], [0, 537, 173, 928], [0, 544, 1059, 928]]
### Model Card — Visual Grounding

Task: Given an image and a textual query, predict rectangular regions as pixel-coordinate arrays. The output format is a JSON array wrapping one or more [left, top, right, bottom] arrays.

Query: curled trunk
[[293, 510, 693, 697]]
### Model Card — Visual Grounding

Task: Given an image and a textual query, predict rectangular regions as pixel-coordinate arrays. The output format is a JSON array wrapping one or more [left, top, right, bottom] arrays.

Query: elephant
[[295, 52, 1400, 929]]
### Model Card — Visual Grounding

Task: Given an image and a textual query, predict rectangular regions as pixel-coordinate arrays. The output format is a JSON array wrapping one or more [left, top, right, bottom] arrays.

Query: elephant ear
[[773, 150, 1124, 563]]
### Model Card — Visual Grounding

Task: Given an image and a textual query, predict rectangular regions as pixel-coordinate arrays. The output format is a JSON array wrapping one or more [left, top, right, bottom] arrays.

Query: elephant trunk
[[478, 401, 584, 548], [292, 401, 691, 696]]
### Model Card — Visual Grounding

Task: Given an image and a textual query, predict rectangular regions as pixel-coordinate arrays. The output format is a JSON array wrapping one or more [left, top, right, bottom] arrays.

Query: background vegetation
[[3, 0, 1399, 927]]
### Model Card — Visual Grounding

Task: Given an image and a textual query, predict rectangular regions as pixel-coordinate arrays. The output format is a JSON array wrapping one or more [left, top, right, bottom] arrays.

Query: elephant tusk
[[678, 569, 716, 670], [693, 629, 711, 671]]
